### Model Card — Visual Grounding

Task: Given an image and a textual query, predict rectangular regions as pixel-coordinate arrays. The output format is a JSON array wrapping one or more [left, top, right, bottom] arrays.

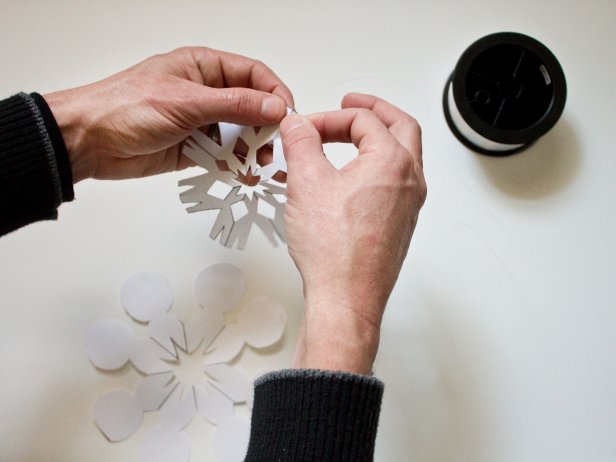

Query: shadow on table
[[474, 119, 580, 199]]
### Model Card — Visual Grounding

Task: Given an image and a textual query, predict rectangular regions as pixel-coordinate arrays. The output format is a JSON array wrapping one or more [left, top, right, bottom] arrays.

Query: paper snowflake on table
[[179, 119, 289, 250], [86, 263, 287, 462]]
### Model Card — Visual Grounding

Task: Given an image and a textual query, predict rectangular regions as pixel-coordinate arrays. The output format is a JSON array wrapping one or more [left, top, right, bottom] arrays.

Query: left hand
[[44, 47, 294, 182]]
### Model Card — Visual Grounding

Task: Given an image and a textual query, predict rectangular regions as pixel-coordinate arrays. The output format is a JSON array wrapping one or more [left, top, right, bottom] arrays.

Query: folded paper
[[87, 264, 287, 462], [179, 115, 291, 250]]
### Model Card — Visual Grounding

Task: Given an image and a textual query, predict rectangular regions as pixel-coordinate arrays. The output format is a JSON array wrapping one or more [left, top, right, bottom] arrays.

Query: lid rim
[[451, 32, 567, 145]]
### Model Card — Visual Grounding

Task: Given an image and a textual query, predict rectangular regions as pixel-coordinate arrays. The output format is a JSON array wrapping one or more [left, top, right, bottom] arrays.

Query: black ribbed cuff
[[30, 92, 74, 202], [0, 93, 71, 235], [245, 369, 384, 462]]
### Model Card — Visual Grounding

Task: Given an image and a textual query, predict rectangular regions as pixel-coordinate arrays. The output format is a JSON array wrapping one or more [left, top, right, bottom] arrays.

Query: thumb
[[194, 86, 288, 126], [280, 113, 330, 178]]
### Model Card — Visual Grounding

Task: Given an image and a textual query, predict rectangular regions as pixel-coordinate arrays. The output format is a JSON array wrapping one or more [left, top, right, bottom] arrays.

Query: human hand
[[44, 47, 294, 182], [281, 93, 426, 375]]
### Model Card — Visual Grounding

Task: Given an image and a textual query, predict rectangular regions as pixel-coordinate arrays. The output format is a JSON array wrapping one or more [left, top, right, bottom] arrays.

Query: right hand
[[280, 93, 426, 375]]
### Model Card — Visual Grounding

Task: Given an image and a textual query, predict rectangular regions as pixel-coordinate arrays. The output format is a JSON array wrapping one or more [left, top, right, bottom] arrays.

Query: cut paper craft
[[194, 263, 246, 311], [87, 263, 287, 462], [204, 364, 253, 404], [94, 390, 144, 442], [213, 415, 251, 462], [179, 113, 291, 249], [135, 372, 176, 412], [121, 272, 173, 322], [87, 319, 173, 374], [140, 427, 191, 462], [204, 295, 287, 365], [140, 386, 196, 462], [195, 381, 234, 425], [184, 306, 224, 354]]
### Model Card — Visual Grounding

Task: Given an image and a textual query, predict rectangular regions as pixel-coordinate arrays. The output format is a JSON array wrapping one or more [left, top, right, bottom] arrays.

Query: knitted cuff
[[30, 92, 74, 202], [0, 93, 73, 236], [245, 369, 384, 462]]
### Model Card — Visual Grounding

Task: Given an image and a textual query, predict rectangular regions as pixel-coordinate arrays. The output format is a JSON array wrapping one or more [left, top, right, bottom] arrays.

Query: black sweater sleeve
[[246, 369, 384, 461], [0, 93, 73, 236]]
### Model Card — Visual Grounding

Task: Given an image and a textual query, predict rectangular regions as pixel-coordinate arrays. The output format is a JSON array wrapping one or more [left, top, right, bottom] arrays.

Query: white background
[[1, 1, 615, 461]]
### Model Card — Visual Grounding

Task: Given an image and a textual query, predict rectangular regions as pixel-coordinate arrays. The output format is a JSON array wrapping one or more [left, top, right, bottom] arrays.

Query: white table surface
[[1, 1, 615, 461]]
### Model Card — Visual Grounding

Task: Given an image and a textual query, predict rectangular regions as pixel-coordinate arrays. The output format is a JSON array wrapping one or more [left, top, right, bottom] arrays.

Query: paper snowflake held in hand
[[87, 264, 287, 462], [179, 119, 290, 250]]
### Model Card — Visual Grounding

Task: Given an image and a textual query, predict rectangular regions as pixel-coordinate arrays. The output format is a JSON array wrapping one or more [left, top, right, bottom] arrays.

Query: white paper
[[94, 390, 144, 442], [195, 381, 234, 425], [203, 324, 244, 365], [159, 385, 197, 430], [212, 415, 251, 462], [139, 427, 191, 462], [149, 312, 187, 357], [238, 295, 287, 348], [87, 319, 133, 370], [179, 117, 290, 249], [130, 338, 175, 374], [121, 272, 173, 322], [204, 295, 287, 365], [184, 308, 224, 354], [204, 364, 252, 404], [194, 263, 246, 312], [135, 372, 176, 412], [89, 265, 287, 461]]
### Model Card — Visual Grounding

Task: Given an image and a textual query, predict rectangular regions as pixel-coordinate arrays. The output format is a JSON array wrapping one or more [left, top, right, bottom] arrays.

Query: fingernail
[[282, 113, 305, 133], [261, 95, 285, 121]]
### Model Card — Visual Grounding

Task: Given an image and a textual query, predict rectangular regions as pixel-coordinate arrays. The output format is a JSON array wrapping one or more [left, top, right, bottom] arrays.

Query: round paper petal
[[160, 386, 197, 430], [203, 325, 244, 365], [185, 308, 224, 354], [149, 313, 186, 356], [239, 296, 287, 348], [195, 382, 233, 425], [213, 415, 250, 462], [121, 272, 173, 322], [135, 372, 175, 412], [139, 427, 190, 462], [204, 364, 252, 404], [87, 319, 132, 370], [130, 339, 174, 374], [194, 264, 245, 312], [93, 390, 143, 442]]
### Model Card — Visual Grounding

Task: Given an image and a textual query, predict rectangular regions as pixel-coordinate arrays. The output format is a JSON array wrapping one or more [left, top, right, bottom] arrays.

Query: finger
[[307, 108, 397, 156], [280, 113, 332, 177], [342, 93, 422, 164], [190, 83, 288, 126], [191, 48, 295, 108]]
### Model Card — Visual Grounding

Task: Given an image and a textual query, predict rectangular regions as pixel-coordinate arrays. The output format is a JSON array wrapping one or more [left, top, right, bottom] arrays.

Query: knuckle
[[173, 46, 198, 55], [224, 89, 253, 116], [284, 131, 314, 151], [393, 146, 413, 170], [407, 116, 422, 136], [355, 107, 374, 120], [252, 58, 266, 69], [417, 178, 428, 205]]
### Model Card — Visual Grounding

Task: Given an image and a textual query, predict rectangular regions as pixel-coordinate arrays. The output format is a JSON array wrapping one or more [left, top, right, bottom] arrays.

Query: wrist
[[292, 296, 382, 375], [44, 89, 95, 183]]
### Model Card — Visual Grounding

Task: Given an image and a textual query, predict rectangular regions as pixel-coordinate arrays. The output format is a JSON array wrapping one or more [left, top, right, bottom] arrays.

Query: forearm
[[292, 297, 382, 375], [246, 298, 385, 461]]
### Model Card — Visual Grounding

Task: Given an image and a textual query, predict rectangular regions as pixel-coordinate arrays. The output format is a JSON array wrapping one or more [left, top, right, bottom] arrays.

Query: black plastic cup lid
[[446, 32, 567, 152]]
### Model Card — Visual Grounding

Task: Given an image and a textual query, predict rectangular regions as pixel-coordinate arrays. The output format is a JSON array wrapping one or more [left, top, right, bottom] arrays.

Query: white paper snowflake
[[178, 119, 289, 250], [87, 264, 287, 462]]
